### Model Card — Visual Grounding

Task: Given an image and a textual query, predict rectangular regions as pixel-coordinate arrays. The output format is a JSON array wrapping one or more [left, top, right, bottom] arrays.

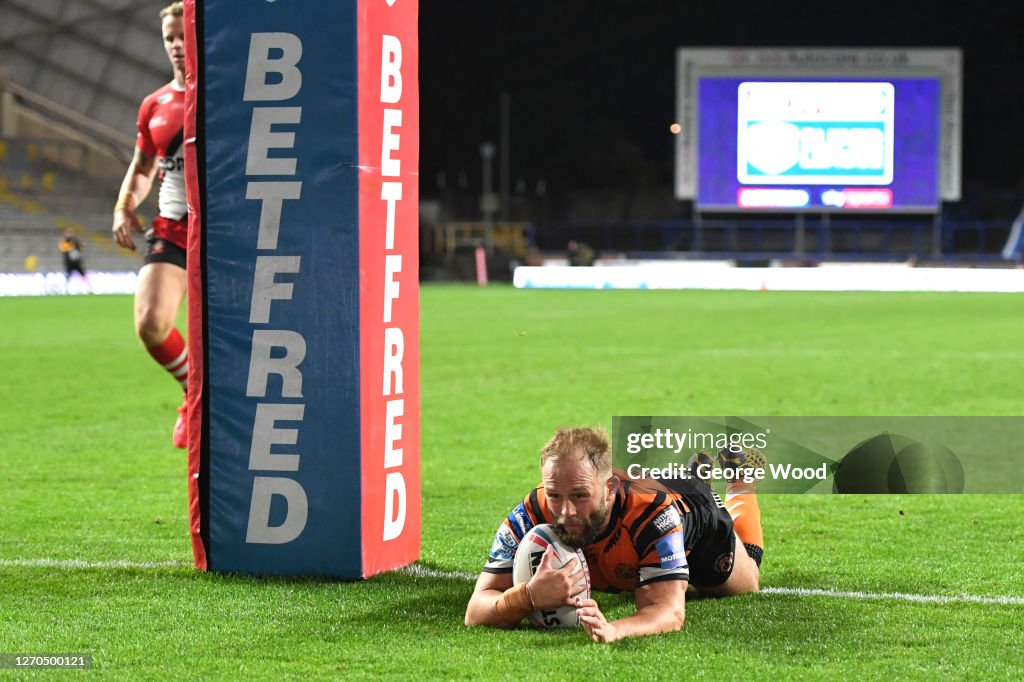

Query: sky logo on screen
[[821, 188, 894, 209], [737, 82, 895, 186]]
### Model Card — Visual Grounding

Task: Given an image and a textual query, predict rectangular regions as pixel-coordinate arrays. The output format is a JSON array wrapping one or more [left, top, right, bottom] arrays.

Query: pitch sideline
[[4, 558, 1021, 606]]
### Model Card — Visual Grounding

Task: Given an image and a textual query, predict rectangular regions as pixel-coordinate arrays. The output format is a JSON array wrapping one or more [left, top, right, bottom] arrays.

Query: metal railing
[[531, 217, 1015, 262], [3, 78, 133, 165]]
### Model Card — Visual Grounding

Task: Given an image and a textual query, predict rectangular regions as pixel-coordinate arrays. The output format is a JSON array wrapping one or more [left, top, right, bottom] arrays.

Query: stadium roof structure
[[0, 0, 173, 157]]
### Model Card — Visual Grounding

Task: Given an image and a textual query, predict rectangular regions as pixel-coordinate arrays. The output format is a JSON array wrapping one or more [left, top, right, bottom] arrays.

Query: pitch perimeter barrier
[[184, 0, 419, 577], [514, 262, 1024, 292]]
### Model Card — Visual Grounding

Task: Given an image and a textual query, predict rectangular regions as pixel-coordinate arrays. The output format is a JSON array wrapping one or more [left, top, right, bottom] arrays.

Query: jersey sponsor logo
[[652, 506, 681, 534], [655, 533, 687, 570], [507, 502, 533, 539], [160, 157, 185, 173], [488, 526, 517, 562], [602, 526, 622, 553]]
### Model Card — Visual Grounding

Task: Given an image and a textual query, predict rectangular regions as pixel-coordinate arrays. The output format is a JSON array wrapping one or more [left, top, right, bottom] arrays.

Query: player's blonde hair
[[160, 2, 183, 19], [540, 426, 613, 478]]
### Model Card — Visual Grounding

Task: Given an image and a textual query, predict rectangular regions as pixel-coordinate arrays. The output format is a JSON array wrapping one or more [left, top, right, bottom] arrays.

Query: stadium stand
[[1, 1, 174, 276], [0, 136, 140, 273], [2, 1, 1019, 281]]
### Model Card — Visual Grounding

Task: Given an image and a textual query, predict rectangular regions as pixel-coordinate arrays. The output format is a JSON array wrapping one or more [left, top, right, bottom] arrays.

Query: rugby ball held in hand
[[511, 523, 592, 628]]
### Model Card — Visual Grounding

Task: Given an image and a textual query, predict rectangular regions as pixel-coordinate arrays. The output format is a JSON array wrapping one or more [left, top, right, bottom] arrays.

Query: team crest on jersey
[[715, 551, 735, 574], [615, 563, 638, 581], [157, 93, 174, 104], [652, 507, 681, 534], [488, 526, 518, 562]]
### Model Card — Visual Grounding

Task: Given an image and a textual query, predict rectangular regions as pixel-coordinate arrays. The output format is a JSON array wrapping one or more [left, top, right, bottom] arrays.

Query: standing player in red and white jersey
[[111, 2, 189, 448]]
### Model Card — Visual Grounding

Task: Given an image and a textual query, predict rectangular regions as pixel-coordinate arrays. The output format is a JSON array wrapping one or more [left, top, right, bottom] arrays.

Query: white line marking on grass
[[762, 586, 1024, 606], [5, 559, 1022, 606], [0, 558, 190, 569]]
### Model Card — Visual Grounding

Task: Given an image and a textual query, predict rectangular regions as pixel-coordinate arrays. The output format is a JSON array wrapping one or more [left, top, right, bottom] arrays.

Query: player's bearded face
[[543, 456, 614, 549], [553, 487, 610, 549]]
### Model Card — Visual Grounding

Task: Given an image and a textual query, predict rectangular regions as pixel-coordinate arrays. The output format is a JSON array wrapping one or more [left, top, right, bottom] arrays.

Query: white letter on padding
[[382, 472, 406, 541], [247, 329, 306, 398], [244, 33, 303, 102], [246, 476, 309, 544]]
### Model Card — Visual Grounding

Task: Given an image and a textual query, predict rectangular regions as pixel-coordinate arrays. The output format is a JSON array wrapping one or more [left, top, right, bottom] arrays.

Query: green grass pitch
[[1, 286, 1022, 678]]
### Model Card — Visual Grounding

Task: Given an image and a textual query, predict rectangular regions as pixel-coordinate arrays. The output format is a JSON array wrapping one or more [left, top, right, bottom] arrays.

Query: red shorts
[[151, 215, 188, 251]]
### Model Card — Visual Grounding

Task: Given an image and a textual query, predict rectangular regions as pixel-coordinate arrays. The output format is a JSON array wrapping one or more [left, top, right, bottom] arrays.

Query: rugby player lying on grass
[[465, 427, 765, 643]]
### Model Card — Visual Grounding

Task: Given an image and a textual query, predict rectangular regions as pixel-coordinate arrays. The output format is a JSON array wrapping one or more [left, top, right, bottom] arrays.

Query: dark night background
[[419, 2, 1024, 222]]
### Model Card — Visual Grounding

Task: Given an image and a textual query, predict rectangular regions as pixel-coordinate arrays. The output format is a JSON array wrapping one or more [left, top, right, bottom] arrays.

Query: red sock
[[146, 328, 188, 391]]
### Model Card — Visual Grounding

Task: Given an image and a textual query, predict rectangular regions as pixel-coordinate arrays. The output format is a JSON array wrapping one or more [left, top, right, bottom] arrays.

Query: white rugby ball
[[511, 523, 591, 628]]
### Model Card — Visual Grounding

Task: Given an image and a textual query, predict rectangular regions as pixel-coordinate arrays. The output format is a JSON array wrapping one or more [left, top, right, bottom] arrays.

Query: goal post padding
[[183, 0, 420, 577]]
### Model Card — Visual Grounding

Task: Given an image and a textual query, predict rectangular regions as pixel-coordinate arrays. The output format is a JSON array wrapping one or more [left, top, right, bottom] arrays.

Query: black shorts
[[144, 236, 187, 269], [664, 479, 738, 588], [684, 499, 737, 587], [65, 262, 86, 277]]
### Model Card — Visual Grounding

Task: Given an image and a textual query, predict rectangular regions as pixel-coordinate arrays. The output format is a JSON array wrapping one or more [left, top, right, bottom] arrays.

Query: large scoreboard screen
[[675, 49, 962, 214], [698, 77, 941, 211]]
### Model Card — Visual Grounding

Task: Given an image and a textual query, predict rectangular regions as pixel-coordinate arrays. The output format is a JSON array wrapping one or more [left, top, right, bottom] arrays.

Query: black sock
[[744, 543, 763, 568]]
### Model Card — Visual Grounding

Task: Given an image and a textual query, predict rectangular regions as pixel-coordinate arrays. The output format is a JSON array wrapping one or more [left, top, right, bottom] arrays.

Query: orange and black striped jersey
[[484, 470, 726, 591]]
